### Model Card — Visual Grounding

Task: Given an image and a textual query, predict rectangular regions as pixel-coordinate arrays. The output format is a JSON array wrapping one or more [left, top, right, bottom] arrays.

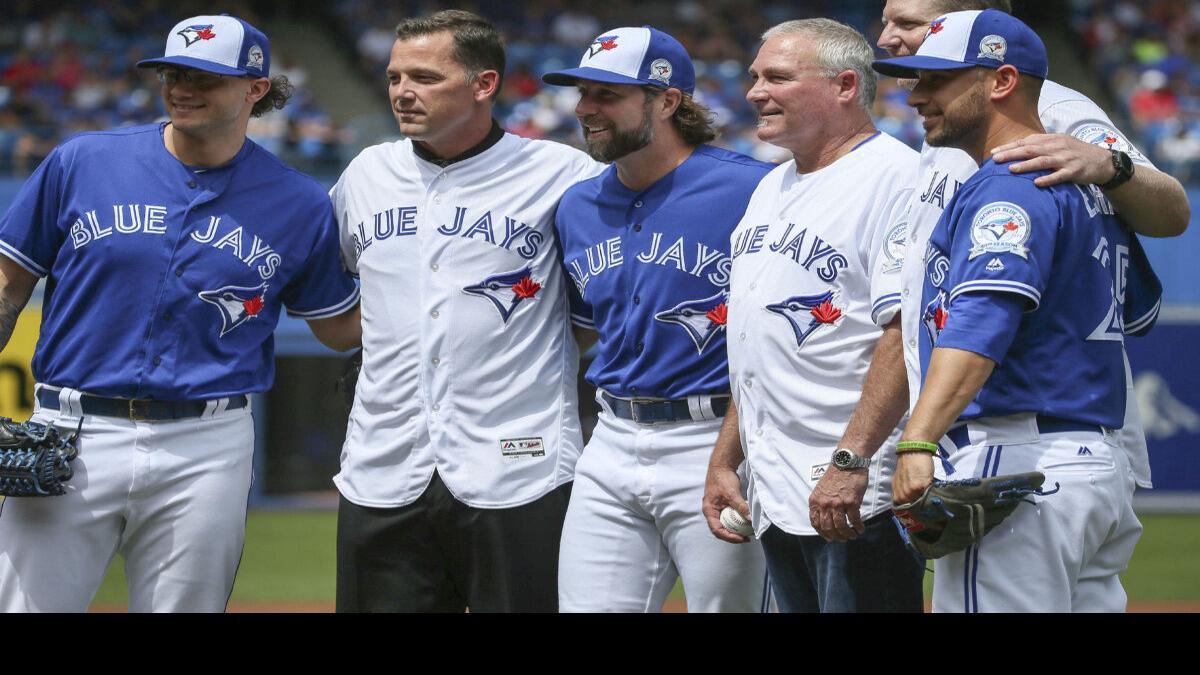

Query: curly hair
[[251, 75, 293, 117], [643, 87, 717, 146]]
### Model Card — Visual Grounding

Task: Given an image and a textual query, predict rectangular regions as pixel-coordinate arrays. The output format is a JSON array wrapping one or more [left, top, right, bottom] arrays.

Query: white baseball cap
[[137, 14, 271, 77], [542, 26, 696, 94], [872, 10, 1048, 80]]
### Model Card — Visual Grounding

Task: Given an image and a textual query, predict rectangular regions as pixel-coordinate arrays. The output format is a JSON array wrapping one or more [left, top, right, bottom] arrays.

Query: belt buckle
[[128, 399, 152, 421], [628, 397, 667, 426]]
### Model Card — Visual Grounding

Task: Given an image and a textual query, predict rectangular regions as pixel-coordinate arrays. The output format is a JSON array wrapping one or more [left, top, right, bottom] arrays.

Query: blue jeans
[[760, 513, 925, 613]]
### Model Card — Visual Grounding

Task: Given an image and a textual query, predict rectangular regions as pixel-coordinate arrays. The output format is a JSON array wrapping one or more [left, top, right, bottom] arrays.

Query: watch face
[[833, 449, 853, 469]]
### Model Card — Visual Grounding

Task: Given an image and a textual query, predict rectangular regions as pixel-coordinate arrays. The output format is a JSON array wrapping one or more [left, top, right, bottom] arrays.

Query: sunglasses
[[155, 66, 245, 90]]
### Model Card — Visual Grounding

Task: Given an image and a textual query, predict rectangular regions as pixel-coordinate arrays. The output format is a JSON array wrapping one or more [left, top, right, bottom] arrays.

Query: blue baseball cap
[[138, 14, 270, 77], [542, 26, 696, 94], [872, 10, 1047, 80]]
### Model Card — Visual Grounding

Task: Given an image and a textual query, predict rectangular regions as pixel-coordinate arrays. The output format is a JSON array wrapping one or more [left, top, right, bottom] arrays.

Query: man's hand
[[703, 463, 752, 544], [809, 466, 868, 542], [991, 133, 1114, 188], [892, 451, 935, 504]]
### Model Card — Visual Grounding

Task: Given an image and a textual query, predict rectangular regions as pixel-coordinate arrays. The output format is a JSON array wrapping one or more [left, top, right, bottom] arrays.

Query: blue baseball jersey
[[919, 158, 1160, 427], [556, 145, 773, 399], [0, 123, 359, 399]]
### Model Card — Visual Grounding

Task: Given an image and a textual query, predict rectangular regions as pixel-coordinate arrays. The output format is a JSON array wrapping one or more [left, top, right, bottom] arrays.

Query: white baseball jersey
[[330, 133, 602, 509], [727, 132, 918, 537], [897, 79, 1156, 487]]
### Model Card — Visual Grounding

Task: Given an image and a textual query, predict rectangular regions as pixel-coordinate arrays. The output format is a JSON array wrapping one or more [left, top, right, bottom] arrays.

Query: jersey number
[[1087, 236, 1128, 342]]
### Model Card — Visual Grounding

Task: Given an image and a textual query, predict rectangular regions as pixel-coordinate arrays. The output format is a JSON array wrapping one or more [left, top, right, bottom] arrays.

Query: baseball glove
[[892, 472, 1058, 560], [0, 417, 81, 497]]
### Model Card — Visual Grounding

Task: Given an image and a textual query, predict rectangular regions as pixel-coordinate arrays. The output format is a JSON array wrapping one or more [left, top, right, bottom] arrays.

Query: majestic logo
[[922, 290, 949, 345], [765, 291, 842, 349], [1077, 447, 1093, 456], [199, 283, 268, 337], [653, 291, 728, 355], [969, 201, 1031, 260], [462, 267, 542, 324], [1068, 122, 1147, 162], [985, 257, 1005, 272], [881, 221, 908, 273], [978, 35, 1007, 61], [246, 44, 264, 70], [927, 18, 946, 36], [588, 35, 620, 58], [649, 59, 673, 85], [178, 24, 217, 47]]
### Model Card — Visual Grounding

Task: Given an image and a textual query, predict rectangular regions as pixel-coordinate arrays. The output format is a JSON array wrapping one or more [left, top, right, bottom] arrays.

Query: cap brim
[[871, 55, 976, 78], [136, 55, 249, 77], [542, 66, 662, 88]]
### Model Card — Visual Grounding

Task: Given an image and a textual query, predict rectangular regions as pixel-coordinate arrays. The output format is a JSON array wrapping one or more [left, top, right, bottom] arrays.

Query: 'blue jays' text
[[350, 204, 542, 260]]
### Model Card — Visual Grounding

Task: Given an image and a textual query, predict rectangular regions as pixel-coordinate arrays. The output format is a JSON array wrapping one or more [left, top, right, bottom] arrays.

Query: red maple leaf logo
[[243, 295, 264, 317], [811, 300, 841, 324], [1003, 220, 1019, 232], [599, 38, 618, 50], [512, 276, 541, 299], [196, 28, 216, 40], [1104, 135, 1117, 146], [929, 19, 945, 34], [934, 306, 949, 330], [706, 302, 728, 326]]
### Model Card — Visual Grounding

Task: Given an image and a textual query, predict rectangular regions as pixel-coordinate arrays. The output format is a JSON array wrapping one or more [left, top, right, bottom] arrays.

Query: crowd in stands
[[6, 1, 1194, 186], [0, 0, 346, 177], [1071, 0, 1200, 180]]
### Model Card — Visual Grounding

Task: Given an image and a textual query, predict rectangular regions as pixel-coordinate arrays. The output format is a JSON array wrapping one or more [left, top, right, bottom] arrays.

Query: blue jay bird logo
[[653, 291, 728, 355], [178, 24, 217, 47], [462, 267, 542, 324], [198, 283, 269, 337], [922, 290, 949, 345], [765, 291, 842, 348]]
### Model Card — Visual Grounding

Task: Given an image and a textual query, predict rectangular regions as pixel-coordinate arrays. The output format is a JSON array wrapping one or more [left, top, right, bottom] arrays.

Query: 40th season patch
[[968, 201, 1031, 260], [1068, 121, 1148, 163], [881, 221, 907, 273], [501, 437, 545, 460]]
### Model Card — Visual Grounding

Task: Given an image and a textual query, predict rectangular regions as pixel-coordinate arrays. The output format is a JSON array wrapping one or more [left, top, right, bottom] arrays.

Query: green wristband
[[896, 440, 939, 454]]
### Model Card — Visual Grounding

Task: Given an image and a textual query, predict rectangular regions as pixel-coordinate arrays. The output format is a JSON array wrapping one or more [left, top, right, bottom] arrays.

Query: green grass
[[92, 511, 1200, 609]]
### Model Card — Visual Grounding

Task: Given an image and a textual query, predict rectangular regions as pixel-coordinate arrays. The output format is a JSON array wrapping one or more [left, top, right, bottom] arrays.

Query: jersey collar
[[412, 119, 505, 168]]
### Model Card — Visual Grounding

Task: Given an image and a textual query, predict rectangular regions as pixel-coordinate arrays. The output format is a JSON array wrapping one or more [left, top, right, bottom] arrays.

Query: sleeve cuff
[[286, 286, 361, 319], [0, 240, 48, 277]]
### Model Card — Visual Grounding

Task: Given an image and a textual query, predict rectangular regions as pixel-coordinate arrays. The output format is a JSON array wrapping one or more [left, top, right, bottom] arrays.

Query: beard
[[925, 79, 989, 150], [582, 99, 655, 162]]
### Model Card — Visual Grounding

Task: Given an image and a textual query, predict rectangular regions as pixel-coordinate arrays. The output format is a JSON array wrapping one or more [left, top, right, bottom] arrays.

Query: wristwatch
[[1100, 149, 1134, 191], [831, 448, 871, 471]]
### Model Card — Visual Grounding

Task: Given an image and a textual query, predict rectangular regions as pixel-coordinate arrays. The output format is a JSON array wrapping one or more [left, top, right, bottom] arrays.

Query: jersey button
[[430, 263, 439, 272], [163, 311, 173, 321], [432, 403, 440, 412], [432, 357, 440, 366], [633, 223, 642, 232], [909, 339, 917, 347], [187, 180, 197, 189], [153, 356, 162, 366], [633, 200, 643, 208], [430, 310, 439, 319], [636, 341, 644, 352], [902, 288, 910, 297], [175, 267, 184, 277], [633, 295, 640, 305]]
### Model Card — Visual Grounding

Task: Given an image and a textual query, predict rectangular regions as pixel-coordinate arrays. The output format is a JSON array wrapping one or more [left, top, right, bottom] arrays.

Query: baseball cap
[[137, 14, 270, 77], [542, 26, 696, 94], [872, 10, 1047, 80]]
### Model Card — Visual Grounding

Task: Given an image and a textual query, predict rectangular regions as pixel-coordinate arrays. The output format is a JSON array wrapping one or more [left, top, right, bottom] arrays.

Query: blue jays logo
[[978, 34, 1007, 62], [653, 291, 728, 355], [178, 24, 217, 47], [463, 267, 542, 324], [926, 17, 946, 37], [922, 290, 949, 345], [1069, 123, 1147, 162], [765, 291, 842, 348], [588, 35, 620, 58], [199, 283, 269, 337], [969, 201, 1030, 260]]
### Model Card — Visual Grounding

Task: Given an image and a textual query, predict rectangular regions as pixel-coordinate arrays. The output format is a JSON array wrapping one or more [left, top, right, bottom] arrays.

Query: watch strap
[[1100, 149, 1134, 190]]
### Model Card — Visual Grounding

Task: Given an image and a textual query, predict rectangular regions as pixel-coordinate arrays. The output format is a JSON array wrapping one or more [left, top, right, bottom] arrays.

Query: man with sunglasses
[[0, 14, 359, 612]]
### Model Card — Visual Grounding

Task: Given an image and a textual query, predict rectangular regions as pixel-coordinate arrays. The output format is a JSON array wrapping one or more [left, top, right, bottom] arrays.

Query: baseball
[[720, 507, 754, 537]]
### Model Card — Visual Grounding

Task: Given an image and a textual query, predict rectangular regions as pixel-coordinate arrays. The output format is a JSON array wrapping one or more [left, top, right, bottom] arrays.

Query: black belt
[[946, 415, 1103, 450], [37, 389, 248, 421], [601, 391, 729, 425]]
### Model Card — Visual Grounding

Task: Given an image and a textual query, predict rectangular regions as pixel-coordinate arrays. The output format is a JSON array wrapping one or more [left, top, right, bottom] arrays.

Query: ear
[[989, 64, 1020, 102], [473, 69, 500, 102], [245, 77, 271, 105], [833, 69, 860, 106], [658, 87, 684, 120]]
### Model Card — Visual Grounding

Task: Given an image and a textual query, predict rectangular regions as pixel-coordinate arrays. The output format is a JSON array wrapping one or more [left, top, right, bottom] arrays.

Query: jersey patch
[[1068, 122, 1148, 163], [810, 463, 828, 481], [198, 282, 269, 337], [978, 35, 1007, 62], [969, 201, 1031, 260], [178, 24, 217, 46], [765, 290, 842, 349], [500, 437, 545, 459], [462, 267, 541, 324], [922, 289, 949, 345], [882, 221, 907, 273], [653, 291, 728, 355], [246, 45, 264, 70]]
